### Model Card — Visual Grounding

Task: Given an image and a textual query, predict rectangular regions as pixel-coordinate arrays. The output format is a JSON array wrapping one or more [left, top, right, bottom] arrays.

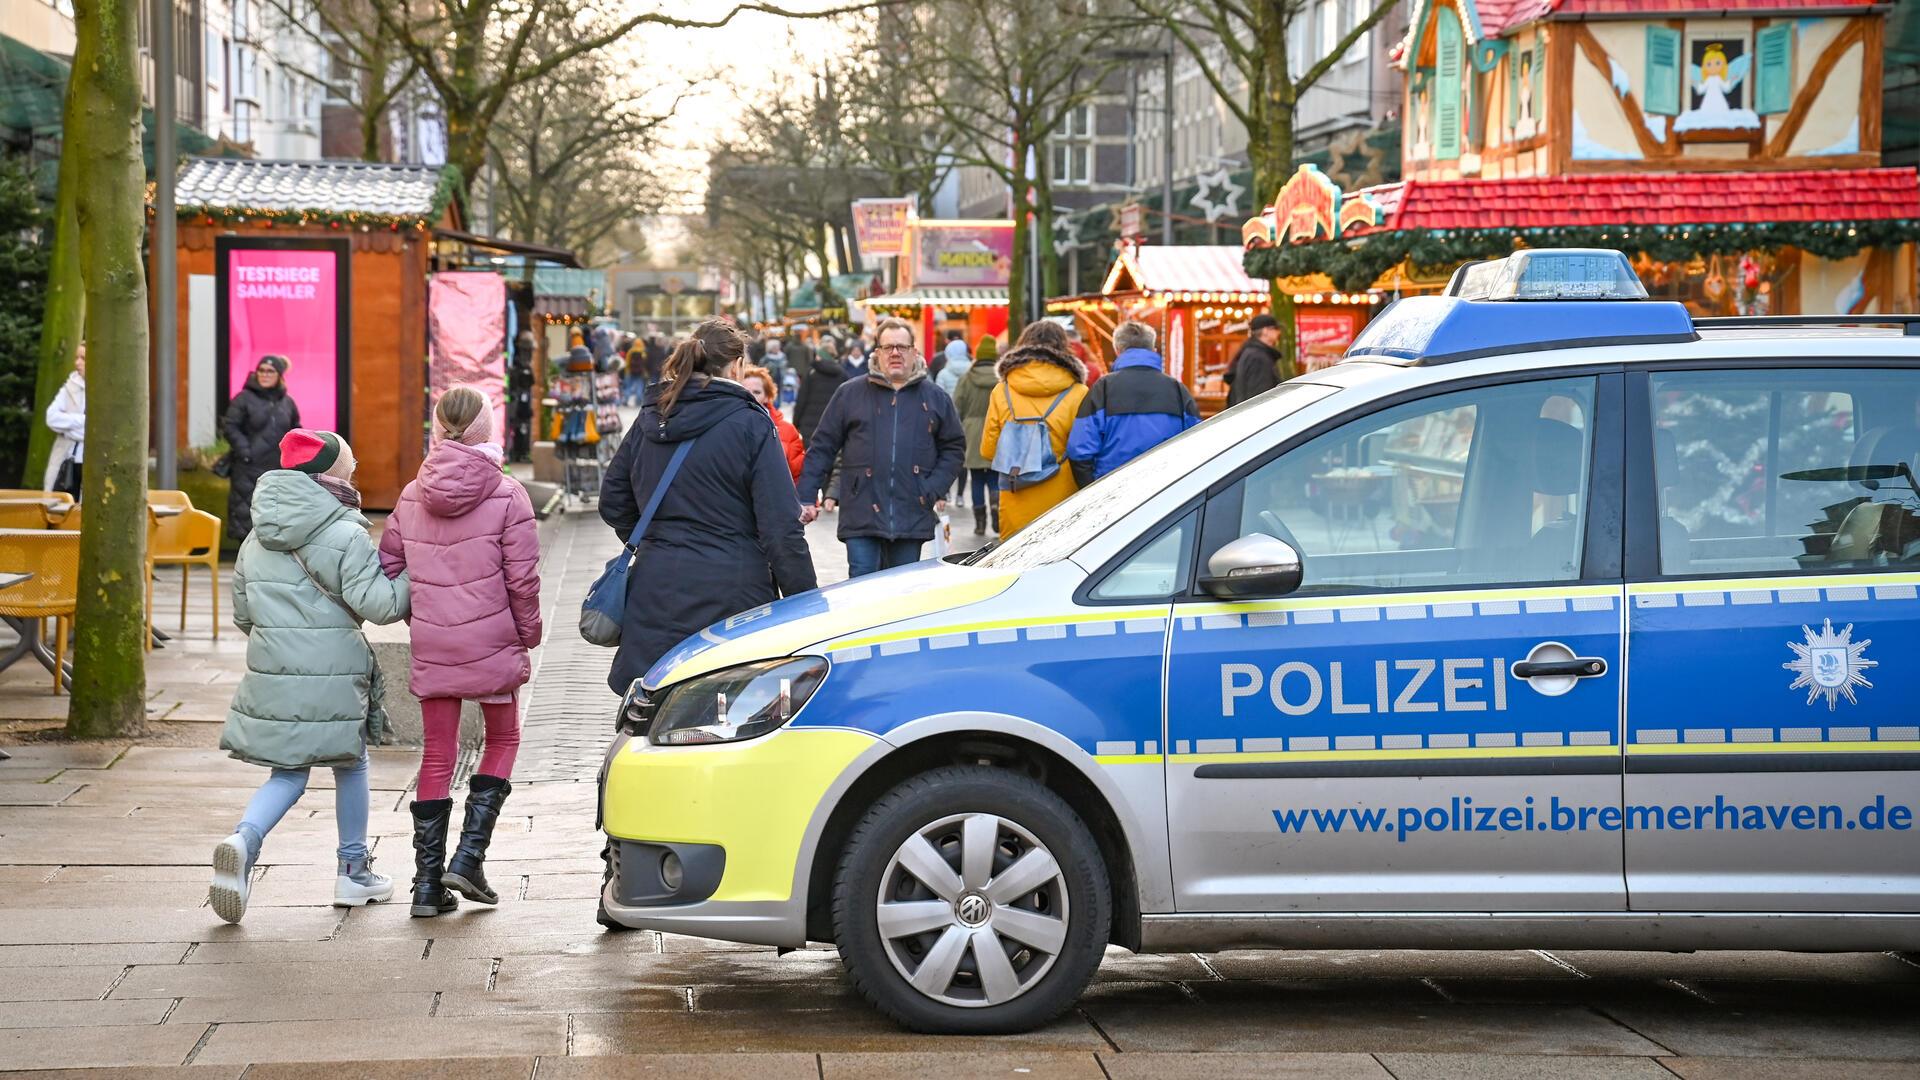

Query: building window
[[1051, 142, 1091, 186], [1319, 0, 1338, 58], [1057, 105, 1092, 139]]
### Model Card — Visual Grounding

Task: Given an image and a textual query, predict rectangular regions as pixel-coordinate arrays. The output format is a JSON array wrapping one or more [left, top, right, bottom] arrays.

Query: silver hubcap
[[875, 812, 1070, 1008]]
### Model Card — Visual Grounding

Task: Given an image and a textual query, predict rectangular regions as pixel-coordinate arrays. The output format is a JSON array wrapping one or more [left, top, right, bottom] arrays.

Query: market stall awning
[[1102, 245, 1269, 297], [864, 286, 1007, 309]]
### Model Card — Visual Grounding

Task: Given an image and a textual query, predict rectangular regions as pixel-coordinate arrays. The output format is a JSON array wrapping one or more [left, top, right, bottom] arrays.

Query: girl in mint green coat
[[209, 430, 409, 924]]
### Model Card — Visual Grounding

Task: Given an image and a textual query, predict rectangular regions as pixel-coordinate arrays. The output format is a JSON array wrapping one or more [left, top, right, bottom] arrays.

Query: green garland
[[1246, 218, 1920, 293]]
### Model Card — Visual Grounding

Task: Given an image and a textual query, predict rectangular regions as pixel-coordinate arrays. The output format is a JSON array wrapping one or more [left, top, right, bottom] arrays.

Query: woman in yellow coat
[[981, 320, 1090, 537]]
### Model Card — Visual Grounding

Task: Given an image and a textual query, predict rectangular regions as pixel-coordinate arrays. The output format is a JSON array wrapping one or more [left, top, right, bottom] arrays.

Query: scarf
[[314, 473, 362, 510]]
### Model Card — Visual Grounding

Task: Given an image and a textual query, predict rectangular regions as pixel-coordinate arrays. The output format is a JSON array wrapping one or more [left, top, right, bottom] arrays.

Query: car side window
[[1210, 377, 1597, 593], [1090, 510, 1196, 601], [1650, 368, 1920, 575]]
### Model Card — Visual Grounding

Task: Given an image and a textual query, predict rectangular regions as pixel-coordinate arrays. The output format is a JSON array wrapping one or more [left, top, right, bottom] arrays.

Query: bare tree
[[486, 41, 682, 263], [1128, 0, 1399, 373], [872, 0, 1133, 329], [259, 0, 419, 161], [366, 0, 902, 202]]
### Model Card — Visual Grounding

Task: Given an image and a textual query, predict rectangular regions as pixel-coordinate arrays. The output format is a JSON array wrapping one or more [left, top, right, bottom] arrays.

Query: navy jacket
[[600, 379, 817, 692], [796, 370, 967, 542], [1065, 348, 1200, 486]]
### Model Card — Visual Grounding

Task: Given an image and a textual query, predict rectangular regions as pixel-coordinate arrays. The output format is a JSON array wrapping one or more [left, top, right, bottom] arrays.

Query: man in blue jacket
[[1065, 320, 1201, 487], [797, 317, 967, 576]]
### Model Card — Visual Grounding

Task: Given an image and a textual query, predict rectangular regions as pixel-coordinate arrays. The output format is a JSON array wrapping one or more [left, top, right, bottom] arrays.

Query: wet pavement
[[2, 509, 1917, 1076]]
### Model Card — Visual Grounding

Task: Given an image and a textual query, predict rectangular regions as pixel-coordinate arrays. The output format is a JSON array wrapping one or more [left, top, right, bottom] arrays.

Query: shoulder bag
[[580, 437, 696, 648]]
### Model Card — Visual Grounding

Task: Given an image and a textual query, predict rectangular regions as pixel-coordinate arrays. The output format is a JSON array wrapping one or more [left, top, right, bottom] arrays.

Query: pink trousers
[[417, 695, 521, 801]]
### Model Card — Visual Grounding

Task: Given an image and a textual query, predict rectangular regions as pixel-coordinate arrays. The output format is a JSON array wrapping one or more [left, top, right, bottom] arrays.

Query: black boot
[[443, 775, 511, 905], [972, 506, 987, 535], [409, 798, 459, 918], [989, 502, 1000, 535]]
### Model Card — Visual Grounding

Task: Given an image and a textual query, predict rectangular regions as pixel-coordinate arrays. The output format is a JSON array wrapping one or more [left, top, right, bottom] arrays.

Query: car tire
[[596, 839, 638, 933], [832, 765, 1111, 1034]]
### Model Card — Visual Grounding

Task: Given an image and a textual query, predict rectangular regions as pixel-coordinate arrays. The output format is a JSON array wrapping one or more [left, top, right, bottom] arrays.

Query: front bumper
[[598, 725, 878, 946]]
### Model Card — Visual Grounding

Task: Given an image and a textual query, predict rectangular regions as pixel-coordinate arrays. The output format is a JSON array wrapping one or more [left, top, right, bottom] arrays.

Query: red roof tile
[[1371, 169, 1920, 231], [1475, 0, 1878, 37]]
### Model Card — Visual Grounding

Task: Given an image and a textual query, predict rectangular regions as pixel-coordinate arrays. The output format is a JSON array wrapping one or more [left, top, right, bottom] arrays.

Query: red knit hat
[[279, 429, 354, 480]]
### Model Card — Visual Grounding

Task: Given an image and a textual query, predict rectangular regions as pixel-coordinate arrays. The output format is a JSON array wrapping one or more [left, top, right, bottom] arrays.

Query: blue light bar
[[1346, 295, 1697, 365], [1448, 249, 1649, 301]]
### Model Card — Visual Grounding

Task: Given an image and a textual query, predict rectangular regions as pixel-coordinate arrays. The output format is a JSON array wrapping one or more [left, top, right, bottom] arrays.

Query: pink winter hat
[[279, 429, 356, 481]]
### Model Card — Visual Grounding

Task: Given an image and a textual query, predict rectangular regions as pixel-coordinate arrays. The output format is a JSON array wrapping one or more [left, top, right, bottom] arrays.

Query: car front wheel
[[832, 765, 1111, 1033]]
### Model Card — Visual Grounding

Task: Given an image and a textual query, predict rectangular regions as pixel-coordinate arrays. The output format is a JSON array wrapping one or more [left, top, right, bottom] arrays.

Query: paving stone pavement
[[3, 507, 1918, 1075]]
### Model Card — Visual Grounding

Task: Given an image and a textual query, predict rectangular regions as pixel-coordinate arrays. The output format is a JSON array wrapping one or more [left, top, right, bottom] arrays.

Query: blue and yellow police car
[[597, 249, 1920, 1034]]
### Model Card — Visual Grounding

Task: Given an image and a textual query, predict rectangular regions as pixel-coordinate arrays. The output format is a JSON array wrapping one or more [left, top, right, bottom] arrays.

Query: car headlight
[[646, 657, 829, 746]]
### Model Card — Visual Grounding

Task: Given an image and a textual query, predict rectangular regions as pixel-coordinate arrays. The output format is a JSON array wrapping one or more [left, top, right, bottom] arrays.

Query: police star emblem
[[1783, 618, 1877, 711]]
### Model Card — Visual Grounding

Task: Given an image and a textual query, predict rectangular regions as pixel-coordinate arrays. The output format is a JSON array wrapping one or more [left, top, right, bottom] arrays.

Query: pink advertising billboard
[[218, 238, 351, 437], [907, 222, 1014, 287]]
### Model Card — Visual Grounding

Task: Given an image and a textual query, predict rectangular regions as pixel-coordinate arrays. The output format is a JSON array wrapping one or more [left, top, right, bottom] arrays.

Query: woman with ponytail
[[598, 319, 818, 694], [379, 386, 542, 918]]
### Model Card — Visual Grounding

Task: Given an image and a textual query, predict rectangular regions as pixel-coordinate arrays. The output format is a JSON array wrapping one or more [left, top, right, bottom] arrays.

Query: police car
[[596, 249, 1920, 1034]]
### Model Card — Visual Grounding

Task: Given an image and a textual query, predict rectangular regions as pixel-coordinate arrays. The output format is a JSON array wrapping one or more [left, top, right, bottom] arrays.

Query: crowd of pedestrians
[[202, 310, 1283, 920]]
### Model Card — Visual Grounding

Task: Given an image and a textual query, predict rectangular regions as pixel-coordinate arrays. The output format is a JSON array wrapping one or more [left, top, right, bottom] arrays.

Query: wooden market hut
[[1050, 245, 1382, 416], [153, 157, 462, 510]]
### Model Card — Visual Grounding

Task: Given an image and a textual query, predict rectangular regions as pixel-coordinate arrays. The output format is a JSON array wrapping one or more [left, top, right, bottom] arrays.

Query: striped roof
[[1106, 246, 1269, 295]]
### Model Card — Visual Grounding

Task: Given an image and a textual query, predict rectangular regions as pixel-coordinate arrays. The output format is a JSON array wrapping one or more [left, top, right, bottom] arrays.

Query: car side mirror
[[1199, 533, 1303, 599]]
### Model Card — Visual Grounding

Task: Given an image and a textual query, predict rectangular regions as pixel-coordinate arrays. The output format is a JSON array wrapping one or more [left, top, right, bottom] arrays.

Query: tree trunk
[[1253, 50, 1300, 383], [1007, 141, 1031, 333], [65, 0, 150, 739], [1031, 166, 1061, 304], [24, 151, 83, 486]]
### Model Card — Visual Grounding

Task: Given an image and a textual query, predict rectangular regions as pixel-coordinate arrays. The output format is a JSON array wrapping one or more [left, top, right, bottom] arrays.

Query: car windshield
[[972, 382, 1338, 570]]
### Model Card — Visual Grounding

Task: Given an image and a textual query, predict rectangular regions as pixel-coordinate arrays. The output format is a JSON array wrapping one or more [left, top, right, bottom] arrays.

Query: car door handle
[[1512, 657, 1607, 679]]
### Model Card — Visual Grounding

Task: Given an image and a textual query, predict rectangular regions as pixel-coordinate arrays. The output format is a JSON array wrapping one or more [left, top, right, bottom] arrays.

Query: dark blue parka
[[1065, 348, 1201, 486], [796, 367, 967, 542], [600, 379, 818, 693]]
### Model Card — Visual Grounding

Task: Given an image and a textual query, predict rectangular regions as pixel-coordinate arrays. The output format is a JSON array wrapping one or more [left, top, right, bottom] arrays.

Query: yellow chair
[[0, 528, 81, 693], [45, 504, 161, 651], [148, 490, 223, 639], [0, 503, 56, 530]]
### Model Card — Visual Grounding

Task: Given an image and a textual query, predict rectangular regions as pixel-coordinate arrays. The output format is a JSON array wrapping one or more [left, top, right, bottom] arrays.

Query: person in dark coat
[[1066, 319, 1200, 486], [598, 319, 817, 694], [796, 317, 967, 577], [1223, 313, 1289, 407], [792, 341, 849, 446], [222, 355, 301, 540]]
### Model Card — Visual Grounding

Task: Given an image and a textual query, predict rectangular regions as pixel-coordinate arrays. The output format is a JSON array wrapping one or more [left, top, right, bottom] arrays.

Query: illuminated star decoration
[[1189, 167, 1245, 223], [1052, 211, 1082, 256], [1782, 618, 1877, 711]]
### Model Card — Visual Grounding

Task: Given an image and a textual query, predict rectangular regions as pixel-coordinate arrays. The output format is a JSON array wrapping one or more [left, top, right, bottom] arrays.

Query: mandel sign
[[1242, 164, 1387, 248]]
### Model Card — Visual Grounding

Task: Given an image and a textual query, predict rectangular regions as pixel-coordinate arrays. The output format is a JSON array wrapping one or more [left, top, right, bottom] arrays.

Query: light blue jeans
[[236, 750, 370, 865]]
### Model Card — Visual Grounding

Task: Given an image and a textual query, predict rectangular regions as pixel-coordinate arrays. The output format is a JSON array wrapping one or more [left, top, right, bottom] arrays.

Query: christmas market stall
[[862, 219, 1012, 353], [155, 157, 463, 509], [1050, 243, 1383, 415], [1246, 0, 1920, 314]]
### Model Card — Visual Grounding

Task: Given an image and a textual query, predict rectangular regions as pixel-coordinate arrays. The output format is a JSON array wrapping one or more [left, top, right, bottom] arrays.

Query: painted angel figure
[[1673, 43, 1758, 132]]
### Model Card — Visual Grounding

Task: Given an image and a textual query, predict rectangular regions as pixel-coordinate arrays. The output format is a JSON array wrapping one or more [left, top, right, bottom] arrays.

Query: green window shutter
[[1755, 24, 1793, 115], [1530, 40, 1546, 119], [1435, 10, 1463, 159], [1508, 50, 1521, 127], [1644, 25, 1682, 115]]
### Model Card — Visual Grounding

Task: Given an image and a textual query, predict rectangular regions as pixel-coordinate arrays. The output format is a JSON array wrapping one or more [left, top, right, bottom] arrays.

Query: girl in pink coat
[[379, 386, 542, 918]]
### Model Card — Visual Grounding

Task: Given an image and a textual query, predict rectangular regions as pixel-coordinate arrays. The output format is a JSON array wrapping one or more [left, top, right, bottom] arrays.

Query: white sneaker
[[210, 833, 251, 924], [334, 855, 394, 907]]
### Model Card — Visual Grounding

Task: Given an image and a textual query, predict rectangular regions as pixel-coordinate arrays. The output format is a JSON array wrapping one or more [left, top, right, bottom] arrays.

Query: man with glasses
[[797, 317, 967, 576]]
